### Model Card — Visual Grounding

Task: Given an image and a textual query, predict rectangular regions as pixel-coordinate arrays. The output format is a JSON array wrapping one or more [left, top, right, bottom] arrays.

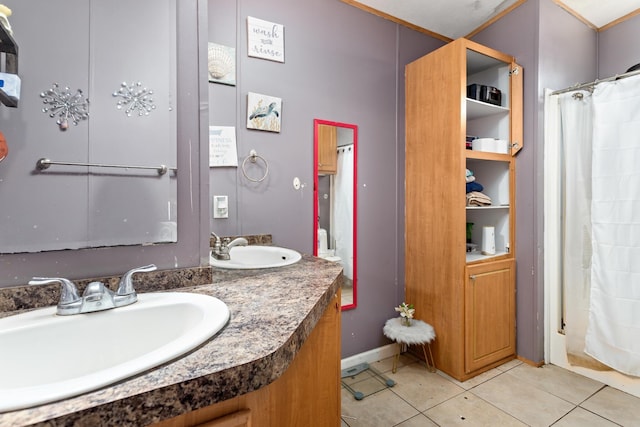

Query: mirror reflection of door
[[313, 119, 357, 310]]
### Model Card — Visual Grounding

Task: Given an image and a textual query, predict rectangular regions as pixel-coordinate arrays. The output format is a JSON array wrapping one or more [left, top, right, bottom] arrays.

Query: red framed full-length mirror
[[313, 119, 357, 310]]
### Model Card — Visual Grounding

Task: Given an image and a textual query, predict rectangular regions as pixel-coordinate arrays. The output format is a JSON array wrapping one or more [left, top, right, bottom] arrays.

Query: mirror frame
[[313, 119, 358, 311]]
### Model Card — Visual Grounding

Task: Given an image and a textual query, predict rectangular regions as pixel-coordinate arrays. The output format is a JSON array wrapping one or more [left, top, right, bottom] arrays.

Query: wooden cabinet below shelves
[[317, 124, 337, 174], [464, 259, 516, 374]]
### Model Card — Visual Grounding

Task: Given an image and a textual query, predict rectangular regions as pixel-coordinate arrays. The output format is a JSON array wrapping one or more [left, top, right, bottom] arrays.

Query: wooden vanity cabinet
[[405, 38, 522, 381], [317, 124, 337, 174], [154, 291, 341, 427]]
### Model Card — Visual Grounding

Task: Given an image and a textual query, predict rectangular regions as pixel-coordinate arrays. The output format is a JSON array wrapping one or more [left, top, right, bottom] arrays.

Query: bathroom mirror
[[313, 119, 357, 310], [0, 0, 177, 253]]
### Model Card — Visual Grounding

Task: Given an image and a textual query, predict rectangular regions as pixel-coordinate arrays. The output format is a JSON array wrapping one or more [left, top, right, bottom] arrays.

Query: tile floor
[[341, 354, 640, 426]]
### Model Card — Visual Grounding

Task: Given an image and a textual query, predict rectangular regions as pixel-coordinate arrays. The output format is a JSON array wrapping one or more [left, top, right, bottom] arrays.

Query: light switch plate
[[213, 195, 229, 219]]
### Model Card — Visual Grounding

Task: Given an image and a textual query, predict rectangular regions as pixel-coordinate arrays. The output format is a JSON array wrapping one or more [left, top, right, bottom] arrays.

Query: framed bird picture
[[247, 92, 282, 132]]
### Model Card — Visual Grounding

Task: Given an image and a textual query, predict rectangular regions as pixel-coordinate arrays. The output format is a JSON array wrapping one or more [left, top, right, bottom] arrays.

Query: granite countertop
[[0, 255, 342, 427]]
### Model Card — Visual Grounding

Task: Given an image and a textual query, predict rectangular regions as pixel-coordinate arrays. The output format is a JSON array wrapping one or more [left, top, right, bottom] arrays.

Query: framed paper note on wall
[[209, 126, 238, 167], [247, 16, 284, 63]]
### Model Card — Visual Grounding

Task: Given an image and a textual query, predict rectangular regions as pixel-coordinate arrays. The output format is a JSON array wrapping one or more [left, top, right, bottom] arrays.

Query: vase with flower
[[395, 302, 415, 326]]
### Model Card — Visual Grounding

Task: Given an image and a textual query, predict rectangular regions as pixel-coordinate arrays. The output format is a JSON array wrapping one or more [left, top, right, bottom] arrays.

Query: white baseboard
[[341, 344, 397, 370]]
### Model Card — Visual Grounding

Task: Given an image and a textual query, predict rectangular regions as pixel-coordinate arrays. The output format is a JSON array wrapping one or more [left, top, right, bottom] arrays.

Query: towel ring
[[241, 149, 269, 182]]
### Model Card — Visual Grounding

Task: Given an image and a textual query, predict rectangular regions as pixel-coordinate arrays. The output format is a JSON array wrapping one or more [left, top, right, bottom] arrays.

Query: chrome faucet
[[211, 232, 248, 260], [28, 264, 157, 316]]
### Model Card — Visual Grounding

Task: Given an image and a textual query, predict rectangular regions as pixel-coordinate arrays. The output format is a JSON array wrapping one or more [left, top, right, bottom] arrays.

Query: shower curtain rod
[[551, 68, 640, 95]]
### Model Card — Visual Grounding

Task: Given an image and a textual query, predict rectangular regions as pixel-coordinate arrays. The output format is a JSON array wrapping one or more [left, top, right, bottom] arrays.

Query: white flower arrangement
[[395, 302, 415, 326]]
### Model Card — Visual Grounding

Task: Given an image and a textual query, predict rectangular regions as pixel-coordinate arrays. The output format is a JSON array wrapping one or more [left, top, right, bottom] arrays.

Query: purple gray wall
[[208, 0, 443, 358], [598, 14, 640, 78]]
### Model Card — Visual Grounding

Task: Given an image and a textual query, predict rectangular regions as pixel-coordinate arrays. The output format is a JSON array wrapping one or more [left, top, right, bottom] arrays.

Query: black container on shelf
[[467, 84, 502, 106]]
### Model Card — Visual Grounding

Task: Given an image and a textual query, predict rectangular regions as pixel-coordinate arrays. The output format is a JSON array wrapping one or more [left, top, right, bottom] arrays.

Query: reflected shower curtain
[[334, 146, 354, 280], [546, 75, 640, 376]]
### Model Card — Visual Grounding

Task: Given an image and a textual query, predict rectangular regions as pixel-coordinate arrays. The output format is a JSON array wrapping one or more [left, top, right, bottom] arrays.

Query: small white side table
[[383, 317, 436, 373]]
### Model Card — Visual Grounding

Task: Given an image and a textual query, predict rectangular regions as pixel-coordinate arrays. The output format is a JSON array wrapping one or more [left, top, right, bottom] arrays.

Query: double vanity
[[0, 245, 342, 426]]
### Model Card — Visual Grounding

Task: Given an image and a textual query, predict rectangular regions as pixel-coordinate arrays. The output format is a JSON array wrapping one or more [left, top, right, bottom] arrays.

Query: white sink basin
[[210, 245, 302, 269], [0, 292, 229, 412]]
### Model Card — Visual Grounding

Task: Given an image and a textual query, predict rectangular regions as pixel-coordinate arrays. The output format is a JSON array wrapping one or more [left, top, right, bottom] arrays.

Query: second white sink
[[0, 292, 229, 412], [210, 245, 302, 269]]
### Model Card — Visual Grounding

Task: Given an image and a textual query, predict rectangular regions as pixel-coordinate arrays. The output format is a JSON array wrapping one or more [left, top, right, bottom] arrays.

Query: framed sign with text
[[247, 16, 284, 63]]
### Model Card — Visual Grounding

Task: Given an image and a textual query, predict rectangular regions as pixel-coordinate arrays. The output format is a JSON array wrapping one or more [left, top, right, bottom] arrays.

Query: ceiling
[[342, 0, 640, 41]]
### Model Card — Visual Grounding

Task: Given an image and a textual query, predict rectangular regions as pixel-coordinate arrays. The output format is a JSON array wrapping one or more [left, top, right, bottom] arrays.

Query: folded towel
[[466, 175, 476, 183], [467, 191, 491, 202], [466, 191, 492, 206], [466, 181, 483, 193], [466, 168, 473, 177]]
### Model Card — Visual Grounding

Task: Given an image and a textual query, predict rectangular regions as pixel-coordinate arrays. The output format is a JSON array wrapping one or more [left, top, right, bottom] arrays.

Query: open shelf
[[466, 250, 510, 263], [466, 98, 509, 120]]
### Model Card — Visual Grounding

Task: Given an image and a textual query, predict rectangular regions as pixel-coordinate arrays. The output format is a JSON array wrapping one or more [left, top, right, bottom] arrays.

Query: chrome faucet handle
[[29, 277, 81, 305], [116, 264, 157, 296]]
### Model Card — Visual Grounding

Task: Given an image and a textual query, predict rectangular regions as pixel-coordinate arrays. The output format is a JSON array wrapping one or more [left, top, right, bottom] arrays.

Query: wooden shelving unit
[[405, 38, 522, 381]]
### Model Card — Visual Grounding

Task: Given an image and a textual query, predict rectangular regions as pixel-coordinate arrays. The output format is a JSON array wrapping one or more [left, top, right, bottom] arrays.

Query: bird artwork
[[247, 93, 282, 132]]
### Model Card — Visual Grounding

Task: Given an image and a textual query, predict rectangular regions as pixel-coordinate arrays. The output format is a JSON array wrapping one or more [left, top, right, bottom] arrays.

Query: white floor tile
[[553, 407, 619, 426], [508, 363, 604, 405], [396, 414, 438, 426], [436, 366, 503, 390], [495, 358, 523, 372], [424, 391, 528, 426], [581, 386, 640, 426], [471, 371, 575, 427], [341, 388, 419, 427], [387, 363, 465, 412], [341, 357, 640, 427]]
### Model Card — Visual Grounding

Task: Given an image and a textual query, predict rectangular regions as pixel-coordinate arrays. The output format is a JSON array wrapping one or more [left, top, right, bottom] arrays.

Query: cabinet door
[[264, 291, 341, 426], [509, 61, 523, 155], [464, 259, 515, 373], [318, 124, 337, 174], [195, 409, 250, 427]]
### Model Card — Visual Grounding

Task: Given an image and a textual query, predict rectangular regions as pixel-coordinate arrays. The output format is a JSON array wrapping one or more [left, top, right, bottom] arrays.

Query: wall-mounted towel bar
[[35, 158, 176, 176], [241, 149, 269, 182]]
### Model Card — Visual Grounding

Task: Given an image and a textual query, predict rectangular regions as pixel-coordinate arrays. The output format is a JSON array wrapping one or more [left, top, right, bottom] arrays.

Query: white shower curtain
[[546, 75, 640, 377], [585, 76, 640, 377], [334, 146, 354, 280], [553, 89, 596, 367]]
